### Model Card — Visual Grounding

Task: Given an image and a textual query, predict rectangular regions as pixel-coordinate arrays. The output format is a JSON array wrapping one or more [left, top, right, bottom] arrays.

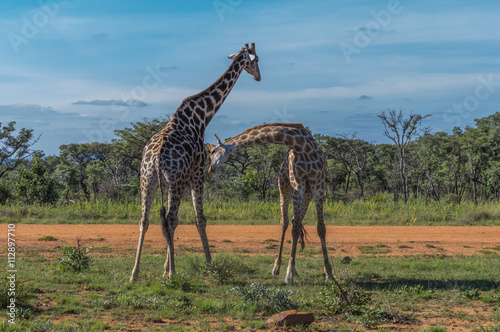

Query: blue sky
[[1, 0, 500, 155]]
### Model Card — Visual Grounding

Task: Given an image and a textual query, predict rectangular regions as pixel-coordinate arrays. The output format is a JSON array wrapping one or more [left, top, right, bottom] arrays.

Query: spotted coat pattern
[[130, 43, 261, 282], [207, 123, 334, 284]]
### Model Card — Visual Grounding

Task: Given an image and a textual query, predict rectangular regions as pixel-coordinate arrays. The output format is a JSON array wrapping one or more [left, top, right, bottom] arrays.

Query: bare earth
[[13, 225, 500, 331], [17, 224, 500, 257]]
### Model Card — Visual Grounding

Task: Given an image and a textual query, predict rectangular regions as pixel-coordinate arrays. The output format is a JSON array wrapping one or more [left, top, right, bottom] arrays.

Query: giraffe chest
[[143, 132, 205, 176]]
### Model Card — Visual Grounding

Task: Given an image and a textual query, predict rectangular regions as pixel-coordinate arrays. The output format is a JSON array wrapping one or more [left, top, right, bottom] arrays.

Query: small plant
[[230, 282, 298, 314], [57, 238, 92, 272], [265, 243, 278, 249], [320, 277, 372, 315], [478, 250, 499, 257], [472, 325, 500, 332], [205, 256, 236, 284], [421, 327, 447, 332], [392, 284, 425, 295], [164, 273, 193, 292], [357, 244, 391, 254], [38, 235, 58, 241], [425, 244, 445, 251], [463, 289, 481, 300], [348, 305, 388, 328]]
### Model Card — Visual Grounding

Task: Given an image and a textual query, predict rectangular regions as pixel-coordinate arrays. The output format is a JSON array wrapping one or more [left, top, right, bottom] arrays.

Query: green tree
[[15, 159, 59, 204], [0, 121, 40, 178], [113, 117, 170, 173]]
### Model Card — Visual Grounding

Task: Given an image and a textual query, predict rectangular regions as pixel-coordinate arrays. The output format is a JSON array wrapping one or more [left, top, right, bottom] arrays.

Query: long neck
[[226, 123, 316, 154], [171, 51, 247, 137]]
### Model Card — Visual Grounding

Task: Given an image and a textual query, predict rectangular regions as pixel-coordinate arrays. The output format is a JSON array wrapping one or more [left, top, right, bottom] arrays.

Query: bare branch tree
[[378, 109, 431, 203]]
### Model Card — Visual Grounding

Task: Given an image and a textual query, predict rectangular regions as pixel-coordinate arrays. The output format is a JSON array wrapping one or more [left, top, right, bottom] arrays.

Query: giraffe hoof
[[284, 272, 294, 284]]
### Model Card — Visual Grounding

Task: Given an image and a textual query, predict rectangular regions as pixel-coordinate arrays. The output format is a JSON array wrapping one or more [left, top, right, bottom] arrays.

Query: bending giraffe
[[206, 123, 334, 284], [130, 43, 261, 282]]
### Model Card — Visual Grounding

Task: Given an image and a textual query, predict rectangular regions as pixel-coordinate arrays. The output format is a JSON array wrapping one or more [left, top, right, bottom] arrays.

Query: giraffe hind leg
[[284, 190, 311, 284], [190, 172, 212, 265], [272, 170, 292, 276], [130, 170, 158, 282], [314, 191, 333, 281]]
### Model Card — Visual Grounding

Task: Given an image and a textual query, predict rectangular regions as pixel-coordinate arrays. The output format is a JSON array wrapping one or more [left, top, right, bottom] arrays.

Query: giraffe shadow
[[357, 278, 499, 291]]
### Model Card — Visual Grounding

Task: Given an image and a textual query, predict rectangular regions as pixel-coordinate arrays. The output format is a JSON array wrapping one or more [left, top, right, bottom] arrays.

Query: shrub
[[15, 159, 59, 205], [0, 182, 11, 205], [57, 239, 92, 272], [204, 255, 238, 284], [230, 282, 298, 314], [347, 305, 388, 328], [164, 273, 193, 292], [463, 288, 481, 300], [320, 278, 371, 315]]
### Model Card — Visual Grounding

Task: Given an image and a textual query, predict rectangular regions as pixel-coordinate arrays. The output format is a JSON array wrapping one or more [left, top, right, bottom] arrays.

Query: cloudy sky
[[1, 0, 499, 155]]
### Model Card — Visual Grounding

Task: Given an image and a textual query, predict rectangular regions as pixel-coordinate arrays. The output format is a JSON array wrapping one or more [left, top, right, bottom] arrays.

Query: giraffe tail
[[160, 205, 169, 240], [157, 166, 171, 242], [299, 224, 309, 251]]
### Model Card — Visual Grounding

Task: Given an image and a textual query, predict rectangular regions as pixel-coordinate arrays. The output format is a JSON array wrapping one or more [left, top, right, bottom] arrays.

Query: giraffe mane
[[232, 123, 305, 138], [180, 47, 247, 105]]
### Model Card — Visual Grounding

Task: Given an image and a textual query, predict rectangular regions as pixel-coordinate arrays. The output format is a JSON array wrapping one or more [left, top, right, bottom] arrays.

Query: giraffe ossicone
[[130, 43, 261, 282], [207, 123, 334, 284]]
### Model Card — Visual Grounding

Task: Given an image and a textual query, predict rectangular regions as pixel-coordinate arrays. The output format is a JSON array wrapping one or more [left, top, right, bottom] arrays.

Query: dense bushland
[[1, 111, 499, 212]]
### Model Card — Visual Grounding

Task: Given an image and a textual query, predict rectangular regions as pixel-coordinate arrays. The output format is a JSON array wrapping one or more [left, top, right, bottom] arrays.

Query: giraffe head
[[206, 133, 236, 173], [228, 43, 261, 82]]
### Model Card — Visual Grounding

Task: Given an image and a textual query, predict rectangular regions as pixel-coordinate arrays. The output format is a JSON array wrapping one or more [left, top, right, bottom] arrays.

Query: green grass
[[37, 235, 58, 241], [358, 244, 391, 254], [425, 244, 445, 252], [1, 196, 500, 225], [1, 252, 499, 331]]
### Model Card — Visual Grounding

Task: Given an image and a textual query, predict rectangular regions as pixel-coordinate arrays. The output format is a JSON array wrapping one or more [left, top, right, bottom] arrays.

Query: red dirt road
[[14, 225, 500, 257]]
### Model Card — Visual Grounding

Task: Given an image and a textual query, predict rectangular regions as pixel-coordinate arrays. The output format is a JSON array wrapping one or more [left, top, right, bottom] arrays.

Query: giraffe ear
[[206, 143, 215, 152], [214, 133, 222, 145], [228, 54, 238, 60], [249, 54, 256, 61]]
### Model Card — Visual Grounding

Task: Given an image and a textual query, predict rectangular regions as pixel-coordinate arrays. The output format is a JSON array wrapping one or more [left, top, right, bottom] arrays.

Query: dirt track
[[15, 225, 500, 257]]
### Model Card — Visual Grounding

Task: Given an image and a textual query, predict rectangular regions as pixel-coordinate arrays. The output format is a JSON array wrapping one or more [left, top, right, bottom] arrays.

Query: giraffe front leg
[[191, 173, 212, 265], [285, 221, 301, 284], [273, 173, 291, 276], [272, 227, 286, 276], [163, 247, 170, 276], [272, 192, 291, 276]]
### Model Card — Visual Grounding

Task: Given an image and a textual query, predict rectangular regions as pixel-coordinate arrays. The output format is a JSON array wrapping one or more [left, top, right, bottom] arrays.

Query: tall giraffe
[[206, 123, 334, 284], [130, 43, 261, 282]]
